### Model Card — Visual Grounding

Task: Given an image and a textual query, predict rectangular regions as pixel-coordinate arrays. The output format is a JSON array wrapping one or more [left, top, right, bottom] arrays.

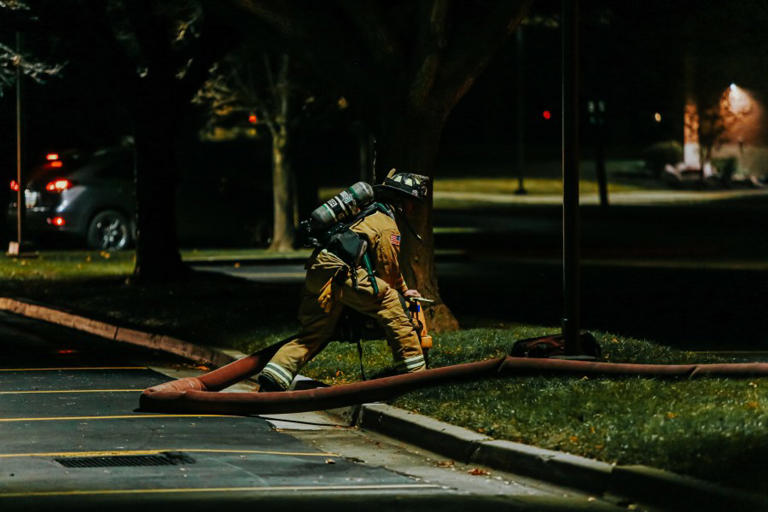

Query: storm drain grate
[[55, 452, 196, 468]]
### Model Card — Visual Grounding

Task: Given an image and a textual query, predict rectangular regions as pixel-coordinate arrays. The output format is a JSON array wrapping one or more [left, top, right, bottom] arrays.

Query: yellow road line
[[0, 484, 439, 498], [0, 389, 142, 395], [0, 414, 232, 423], [0, 448, 337, 459], [0, 367, 148, 372]]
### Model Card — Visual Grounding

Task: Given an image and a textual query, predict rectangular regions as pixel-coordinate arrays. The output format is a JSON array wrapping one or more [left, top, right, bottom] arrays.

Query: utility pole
[[561, 0, 583, 354], [588, 100, 609, 208]]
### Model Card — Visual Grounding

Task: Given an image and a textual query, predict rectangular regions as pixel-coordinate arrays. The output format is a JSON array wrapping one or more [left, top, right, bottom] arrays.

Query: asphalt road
[[0, 312, 625, 512]]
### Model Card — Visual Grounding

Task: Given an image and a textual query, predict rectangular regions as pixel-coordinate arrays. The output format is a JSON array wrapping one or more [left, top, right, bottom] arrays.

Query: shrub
[[643, 140, 683, 177]]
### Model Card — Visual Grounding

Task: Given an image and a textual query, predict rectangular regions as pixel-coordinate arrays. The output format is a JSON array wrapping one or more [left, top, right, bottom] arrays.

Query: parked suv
[[8, 147, 135, 250]]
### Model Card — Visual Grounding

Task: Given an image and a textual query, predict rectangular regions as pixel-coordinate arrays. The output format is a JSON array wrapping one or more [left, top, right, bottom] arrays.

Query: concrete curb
[[2, 296, 766, 510], [184, 256, 309, 267], [0, 297, 241, 368], [357, 403, 768, 511]]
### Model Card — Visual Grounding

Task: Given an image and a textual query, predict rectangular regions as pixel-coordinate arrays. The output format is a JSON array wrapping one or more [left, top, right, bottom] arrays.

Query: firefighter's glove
[[317, 277, 336, 313], [403, 289, 422, 299], [316, 267, 347, 313]]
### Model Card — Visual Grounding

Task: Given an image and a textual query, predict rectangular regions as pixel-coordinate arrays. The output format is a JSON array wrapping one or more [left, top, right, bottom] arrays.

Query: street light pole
[[562, 0, 583, 354], [14, 31, 24, 253], [514, 26, 527, 195]]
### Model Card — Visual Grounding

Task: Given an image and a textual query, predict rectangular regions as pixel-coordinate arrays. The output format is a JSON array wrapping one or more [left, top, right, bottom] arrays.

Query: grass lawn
[[320, 176, 653, 206], [1, 251, 766, 494], [432, 177, 647, 196]]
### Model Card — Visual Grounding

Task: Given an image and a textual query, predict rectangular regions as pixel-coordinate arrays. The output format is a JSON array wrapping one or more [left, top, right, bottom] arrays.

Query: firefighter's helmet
[[373, 170, 430, 202]]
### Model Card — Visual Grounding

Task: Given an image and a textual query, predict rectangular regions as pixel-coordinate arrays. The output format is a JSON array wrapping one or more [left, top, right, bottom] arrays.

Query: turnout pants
[[261, 251, 425, 390]]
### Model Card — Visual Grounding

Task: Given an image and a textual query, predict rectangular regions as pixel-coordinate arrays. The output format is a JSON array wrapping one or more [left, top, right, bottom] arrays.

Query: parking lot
[[0, 312, 442, 510]]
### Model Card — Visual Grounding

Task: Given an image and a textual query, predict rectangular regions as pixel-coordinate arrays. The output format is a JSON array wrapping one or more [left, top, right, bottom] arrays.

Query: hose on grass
[[140, 338, 768, 415]]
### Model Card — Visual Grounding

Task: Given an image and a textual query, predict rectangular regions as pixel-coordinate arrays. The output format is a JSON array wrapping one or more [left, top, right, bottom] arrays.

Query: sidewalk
[[434, 187, 768, 206], [182, 248, 465, 267], [1, 297, 766, 511]]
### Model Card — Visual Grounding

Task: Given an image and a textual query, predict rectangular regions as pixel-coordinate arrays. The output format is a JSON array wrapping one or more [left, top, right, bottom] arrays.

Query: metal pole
[[15, 31, 23, 249], [595, 102, 609, 208], [562, 0, 583, 354], [514, 26, 527, 195]]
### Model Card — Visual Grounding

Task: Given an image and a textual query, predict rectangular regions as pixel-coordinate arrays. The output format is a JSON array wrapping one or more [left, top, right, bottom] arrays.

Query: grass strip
[[302, 328, 768, 494], [433, 177, 647, 195]]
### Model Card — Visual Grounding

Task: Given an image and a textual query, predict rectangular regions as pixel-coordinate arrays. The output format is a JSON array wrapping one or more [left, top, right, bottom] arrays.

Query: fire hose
[[140, 337, 768, 416]]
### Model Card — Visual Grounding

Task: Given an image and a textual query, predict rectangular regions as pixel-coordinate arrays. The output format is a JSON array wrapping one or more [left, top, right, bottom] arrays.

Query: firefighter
[[256, 171, 430, 392]]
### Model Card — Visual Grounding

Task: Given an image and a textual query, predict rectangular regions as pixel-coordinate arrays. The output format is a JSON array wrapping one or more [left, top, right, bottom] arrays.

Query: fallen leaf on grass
[[746, 401, 759, 409], [467, 468, 490, 476], [666, 412, 677, 419]]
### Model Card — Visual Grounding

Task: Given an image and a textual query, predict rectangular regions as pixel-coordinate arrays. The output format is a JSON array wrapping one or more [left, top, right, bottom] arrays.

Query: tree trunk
[[269, 127, 296, 251], [377, 103, 459, 332], [131, 77, 186, 283]]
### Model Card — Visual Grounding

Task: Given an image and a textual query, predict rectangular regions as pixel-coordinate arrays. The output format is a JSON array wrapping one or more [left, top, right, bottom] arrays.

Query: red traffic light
[[542, 110, 552, 120], [248, 114, 258, 124]]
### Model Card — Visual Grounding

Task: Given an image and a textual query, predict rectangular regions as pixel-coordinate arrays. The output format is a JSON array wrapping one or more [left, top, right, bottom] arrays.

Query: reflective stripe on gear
[[394, 354, 426, 373], [261, 362, 294, 390]]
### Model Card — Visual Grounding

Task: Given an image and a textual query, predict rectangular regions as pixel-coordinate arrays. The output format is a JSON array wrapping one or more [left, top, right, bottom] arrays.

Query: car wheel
[[87, 210, 131, 251]]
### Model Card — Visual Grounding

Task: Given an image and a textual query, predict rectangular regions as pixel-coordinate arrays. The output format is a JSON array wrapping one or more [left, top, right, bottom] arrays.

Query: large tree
[[98, 0, 229, 281], [15, 0, 231, 281], [225, 0, 531, 330]]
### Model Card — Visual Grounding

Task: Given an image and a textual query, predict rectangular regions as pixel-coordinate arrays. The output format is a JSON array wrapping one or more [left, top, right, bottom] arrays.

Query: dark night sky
[[3, 1, 768, 179]]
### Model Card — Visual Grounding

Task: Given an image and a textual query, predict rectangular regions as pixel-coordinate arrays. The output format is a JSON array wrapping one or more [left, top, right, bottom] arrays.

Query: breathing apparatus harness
[[298, 198, 396, 380], [301, 200, 393, 294]]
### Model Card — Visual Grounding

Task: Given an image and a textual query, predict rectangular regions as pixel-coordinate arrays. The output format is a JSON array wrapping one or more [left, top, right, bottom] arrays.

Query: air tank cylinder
[[310, 181, 374, 230]]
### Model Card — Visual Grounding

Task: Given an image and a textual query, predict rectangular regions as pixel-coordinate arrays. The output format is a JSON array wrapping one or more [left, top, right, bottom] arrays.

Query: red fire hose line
[[140, 339, 768, 415]]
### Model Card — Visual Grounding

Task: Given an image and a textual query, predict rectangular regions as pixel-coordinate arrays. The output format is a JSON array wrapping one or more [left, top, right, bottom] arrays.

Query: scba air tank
[[310, 182, 374, 230]]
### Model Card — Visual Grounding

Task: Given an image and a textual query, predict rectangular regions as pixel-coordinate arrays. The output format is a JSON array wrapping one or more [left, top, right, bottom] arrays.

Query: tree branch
[[224, 0, 377, 103], [175, 3, 239, 102], [434, 0, 531, 111], [408, 0, 449, 108], [337, 1, 400, 63], [262, 52, 278, 106], [277, 53, 290, 122], [227, 0, 307, 41]]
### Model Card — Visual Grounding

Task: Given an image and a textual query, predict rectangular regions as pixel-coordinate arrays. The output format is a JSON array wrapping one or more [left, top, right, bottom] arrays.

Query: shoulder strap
[[350, 202, 394, 225], [311, 202, 393, 249]]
